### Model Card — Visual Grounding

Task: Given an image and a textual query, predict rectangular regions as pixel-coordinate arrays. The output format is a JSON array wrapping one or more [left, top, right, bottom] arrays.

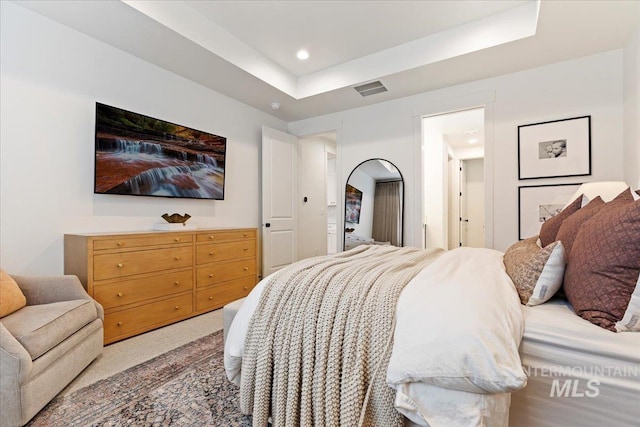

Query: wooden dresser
[[64, 228, 258, 344]]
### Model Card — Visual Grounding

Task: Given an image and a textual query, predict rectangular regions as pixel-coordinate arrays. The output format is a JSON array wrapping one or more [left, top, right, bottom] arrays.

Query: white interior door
[[262, 126, 298, 277], [464, 158, 485, 248]]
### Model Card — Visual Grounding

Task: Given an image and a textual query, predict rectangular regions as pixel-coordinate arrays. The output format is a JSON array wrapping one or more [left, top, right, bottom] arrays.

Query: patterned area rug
[[27, 330, 253, 426]]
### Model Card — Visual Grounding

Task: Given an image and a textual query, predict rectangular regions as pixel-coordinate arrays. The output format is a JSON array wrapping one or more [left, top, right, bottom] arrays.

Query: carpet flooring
[[27, 330, 253, 426]]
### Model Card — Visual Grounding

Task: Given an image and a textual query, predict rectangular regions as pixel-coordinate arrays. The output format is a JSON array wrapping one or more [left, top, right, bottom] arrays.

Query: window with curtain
[[372, 180, 402, 246]]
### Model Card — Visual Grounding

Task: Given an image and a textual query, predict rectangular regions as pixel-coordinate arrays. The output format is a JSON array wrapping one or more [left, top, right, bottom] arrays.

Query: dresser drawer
[[196, 259, 256, 287], [104, 293, 193, 341], [65, 228, 257, 344], [93, 233, 193, 251], [94, 246, 193, 281], [196, 240, 256, 265], [196, 276, 257, 311], [196, 229, 256, 243], [94, 270, 193, 309]]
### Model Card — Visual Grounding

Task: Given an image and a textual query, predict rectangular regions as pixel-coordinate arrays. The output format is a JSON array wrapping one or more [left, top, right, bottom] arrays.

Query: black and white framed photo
[[518, 116, 591, 180], [518, 183, 581, 240]]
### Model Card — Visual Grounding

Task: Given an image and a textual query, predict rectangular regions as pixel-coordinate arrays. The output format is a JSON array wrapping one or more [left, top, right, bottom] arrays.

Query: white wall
[[423, 120, 447, 249], [0, 2, 286, 275], [290, 50, 627, 251], [624, 23, 640, 189]]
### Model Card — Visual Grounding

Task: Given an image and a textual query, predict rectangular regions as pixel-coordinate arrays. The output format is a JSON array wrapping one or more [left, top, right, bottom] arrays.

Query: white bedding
[[510, 298, 640, 427], [225, 246, 526, 426], [387, 248, 526, 425]]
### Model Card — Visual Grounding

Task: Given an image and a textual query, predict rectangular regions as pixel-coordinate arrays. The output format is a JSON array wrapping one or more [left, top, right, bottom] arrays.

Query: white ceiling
[[444, 109, 485, 161], [183, 0, 529, 77], [14, 0, 640, 122]]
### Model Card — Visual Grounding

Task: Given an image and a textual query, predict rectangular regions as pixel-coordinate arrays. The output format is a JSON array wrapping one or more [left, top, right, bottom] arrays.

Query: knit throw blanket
[[240, 245, 442, 427]]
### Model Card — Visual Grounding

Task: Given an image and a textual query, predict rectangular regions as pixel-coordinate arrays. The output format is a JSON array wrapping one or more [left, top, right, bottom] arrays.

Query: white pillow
[[616, 274, 640, 332], [394, 382, 510, 427], [387, 248, 527, 395], [564, 181, 633, 208]]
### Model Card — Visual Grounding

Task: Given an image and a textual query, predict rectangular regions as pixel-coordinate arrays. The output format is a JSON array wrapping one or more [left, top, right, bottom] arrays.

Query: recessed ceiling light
[[468, 138, 478, 144], [296, 49, 309, 60]]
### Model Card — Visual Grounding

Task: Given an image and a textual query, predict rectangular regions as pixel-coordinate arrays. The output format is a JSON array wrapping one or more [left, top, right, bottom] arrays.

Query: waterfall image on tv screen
[[94, 103, 226, 200]]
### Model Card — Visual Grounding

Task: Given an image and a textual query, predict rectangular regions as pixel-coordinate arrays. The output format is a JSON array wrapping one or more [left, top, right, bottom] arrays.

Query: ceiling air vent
[[353, 81, 387, 97]]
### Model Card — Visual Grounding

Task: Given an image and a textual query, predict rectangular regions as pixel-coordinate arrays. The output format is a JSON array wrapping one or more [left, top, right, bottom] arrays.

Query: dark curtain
[[372, 180, 402, 246]]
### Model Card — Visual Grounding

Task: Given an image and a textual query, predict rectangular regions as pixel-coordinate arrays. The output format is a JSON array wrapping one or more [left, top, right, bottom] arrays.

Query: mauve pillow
[[555, 196, 605, 258], [539, 196, 582, 247], [588, 187, 635, 217], [564, 199, 640, 331]]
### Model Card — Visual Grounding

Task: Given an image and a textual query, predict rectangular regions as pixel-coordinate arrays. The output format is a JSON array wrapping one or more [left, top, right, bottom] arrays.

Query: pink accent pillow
[[564, 195, 640, 331], [556, 196, 604, 258], [539, 196, 582, 247]]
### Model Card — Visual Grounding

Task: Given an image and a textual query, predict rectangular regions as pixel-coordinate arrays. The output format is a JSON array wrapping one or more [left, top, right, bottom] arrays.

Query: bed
[[225, 245, 527, 427], [224, 183, 640, 426], [510, 298, 640, 426]]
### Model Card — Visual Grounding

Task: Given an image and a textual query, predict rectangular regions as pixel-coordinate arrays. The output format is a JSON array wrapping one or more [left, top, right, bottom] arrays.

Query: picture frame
[[518, 116, 591, 180], [518, 183, 581, 240], [345, 184, 363, 224]]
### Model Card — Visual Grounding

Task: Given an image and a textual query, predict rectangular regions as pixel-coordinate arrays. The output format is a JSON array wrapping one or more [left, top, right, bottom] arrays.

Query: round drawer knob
[[117, 322, 122, 326], [174, 281, 180, 286], [243, 247, 248, 251], [174, 256, 180, 260], [208, 296, 213, 300], [117, 242, 123, 246], [117, 292, 123, 297], [209, 274, 213, 278], [243, 233, 248, 237], [209, 252, 213, 256], [243, 267, 249, 271], [208, 235, 214, 240], [117, 263, 123, 268], [175, 237, 180, 242], [243, 286, 248, 290], [174, 306, 180, 310]]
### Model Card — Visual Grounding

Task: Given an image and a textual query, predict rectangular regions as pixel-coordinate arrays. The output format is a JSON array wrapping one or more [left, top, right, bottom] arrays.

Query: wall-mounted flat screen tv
[[345, 183, 363, 224], [94, 103, 226, 200]]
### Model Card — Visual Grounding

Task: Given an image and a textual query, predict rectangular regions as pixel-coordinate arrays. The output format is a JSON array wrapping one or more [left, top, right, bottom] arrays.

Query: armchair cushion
[[1, 299, 98, 360], [11, 274, 91, 306], [0, 270, 26, 317]]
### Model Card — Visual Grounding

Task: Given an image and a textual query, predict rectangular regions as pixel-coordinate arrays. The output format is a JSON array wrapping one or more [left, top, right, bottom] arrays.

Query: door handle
[[265, 223, 271, 228]]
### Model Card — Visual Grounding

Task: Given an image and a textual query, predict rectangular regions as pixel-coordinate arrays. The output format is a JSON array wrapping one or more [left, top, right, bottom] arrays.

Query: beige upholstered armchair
[[0, 274, 104, 426]]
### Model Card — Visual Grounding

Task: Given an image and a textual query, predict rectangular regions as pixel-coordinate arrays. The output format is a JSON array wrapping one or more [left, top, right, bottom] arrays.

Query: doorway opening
[[261, 127, 337, 277], [422, 108, 485, 250], [297, 132, 337, 259]]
